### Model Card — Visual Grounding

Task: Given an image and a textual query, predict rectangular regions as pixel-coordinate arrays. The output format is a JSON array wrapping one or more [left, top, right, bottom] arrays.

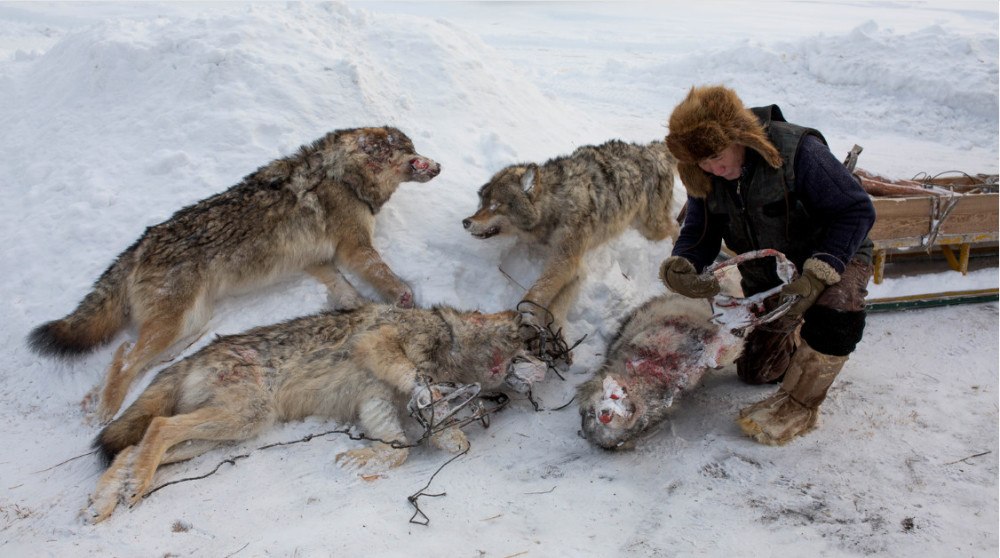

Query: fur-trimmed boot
[[735, 340, 847, 445]]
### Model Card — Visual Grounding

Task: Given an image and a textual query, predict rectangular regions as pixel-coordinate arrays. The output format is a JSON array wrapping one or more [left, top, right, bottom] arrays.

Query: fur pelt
[[665, 85, 782, 198], [577, 294, 744, 450]]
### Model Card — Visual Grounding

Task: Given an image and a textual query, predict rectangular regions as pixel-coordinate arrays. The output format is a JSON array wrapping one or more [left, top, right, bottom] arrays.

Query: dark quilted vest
[[704, 105, 842, 294]]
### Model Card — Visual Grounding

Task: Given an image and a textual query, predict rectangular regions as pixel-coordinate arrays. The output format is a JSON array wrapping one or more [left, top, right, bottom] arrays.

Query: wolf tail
[[27, 245, 134, 358], [93, 369, 177, 466]]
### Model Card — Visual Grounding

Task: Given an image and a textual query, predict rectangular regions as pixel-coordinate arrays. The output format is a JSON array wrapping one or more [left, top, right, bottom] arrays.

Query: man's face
[[698, 143, 746, 180]]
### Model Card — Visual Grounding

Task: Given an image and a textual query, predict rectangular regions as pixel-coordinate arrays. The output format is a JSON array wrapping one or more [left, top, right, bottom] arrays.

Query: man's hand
[[780, 258, 841, 317], [659, 256, 720, 298]]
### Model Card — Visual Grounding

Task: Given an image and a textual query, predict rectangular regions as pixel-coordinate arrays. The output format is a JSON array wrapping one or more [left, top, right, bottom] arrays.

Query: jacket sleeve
[[794, 135, 876, 274], [671, 196, 724, 272]]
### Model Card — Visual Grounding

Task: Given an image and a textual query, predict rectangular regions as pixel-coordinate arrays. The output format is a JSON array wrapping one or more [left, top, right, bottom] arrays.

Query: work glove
[[659, 256, 720, 298], [780, 258, 841, 317]]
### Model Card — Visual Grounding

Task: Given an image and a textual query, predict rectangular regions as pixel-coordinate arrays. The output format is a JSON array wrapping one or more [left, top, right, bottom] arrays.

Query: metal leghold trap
[[704, 249, 799, 336], [408, 380, 483, 432]]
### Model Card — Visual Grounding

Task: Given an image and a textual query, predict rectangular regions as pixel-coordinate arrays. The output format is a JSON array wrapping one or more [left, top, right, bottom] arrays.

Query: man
[[661, 85, 876, 445]]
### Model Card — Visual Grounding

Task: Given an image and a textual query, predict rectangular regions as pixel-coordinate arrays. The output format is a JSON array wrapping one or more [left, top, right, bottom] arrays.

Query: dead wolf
[[577, 294, 743, 450], [82, 303, 552, 524], [462, 139, 677, 332], [28, 126, 440, 425]]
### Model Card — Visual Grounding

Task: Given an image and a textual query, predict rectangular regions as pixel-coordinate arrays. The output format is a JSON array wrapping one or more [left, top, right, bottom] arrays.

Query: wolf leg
[[353, 333, 476, 432], [547, 273, 581, 329], [519, 246, 583, 367], [545, 273, 581, 368], [159, 439, 225, 465], [82, 445, 137, 524], [520, 246, 583, 333], [90, 323, 180, 425], [637, 210, 678, 241], [88, 389, 227, 519], [336, 233, 414, 308], [353, 332, 423, 392], [635, 172, 678, 242], [122, 404, 271, 508], [336, 394, 409, 472], [429, 426, 470, 455], [81, 340, 131, 416], [306, 263, 364, 310]]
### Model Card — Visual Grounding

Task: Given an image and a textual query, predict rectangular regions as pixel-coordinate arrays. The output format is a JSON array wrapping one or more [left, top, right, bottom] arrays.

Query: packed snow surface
[[1, 2, 997, 556]]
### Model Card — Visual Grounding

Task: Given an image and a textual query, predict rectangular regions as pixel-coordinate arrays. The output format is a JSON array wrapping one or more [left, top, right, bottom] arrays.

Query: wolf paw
[[395, 289, 415, 309], [430, 427, 470, 455], [336, 445, 408, 472], [504, 357, 547, 394], [409, 383, 449, 424], [81, 499, 114, 525], [81, 484, 123, 525], [122, 478, 148, 509], [409, 384, 435, 411], [327, 289, 364, 311], [553, 349, 573, 370], [516, 311, 541, 341], [80, 386, 102, 421]]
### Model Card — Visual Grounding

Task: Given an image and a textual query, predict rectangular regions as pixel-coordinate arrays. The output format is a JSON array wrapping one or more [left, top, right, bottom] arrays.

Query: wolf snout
[[462, 212, 500, 238], [410, 157, 441, 179]]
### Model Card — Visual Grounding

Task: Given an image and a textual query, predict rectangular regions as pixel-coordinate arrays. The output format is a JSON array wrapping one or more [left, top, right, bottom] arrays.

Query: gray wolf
[[82, 303, 551, 523], [462, 139, 677, 333], [577, 294, 743, 450], [28, 126, 440, 424]]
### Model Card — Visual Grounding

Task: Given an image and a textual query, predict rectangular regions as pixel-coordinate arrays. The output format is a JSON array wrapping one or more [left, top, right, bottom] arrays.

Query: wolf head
[[462, 164, 542, 240], [577, 372, 672, 450], [310, 126, 441, 210], [354, 126, 440, 179], [435, 307, 533, 387]]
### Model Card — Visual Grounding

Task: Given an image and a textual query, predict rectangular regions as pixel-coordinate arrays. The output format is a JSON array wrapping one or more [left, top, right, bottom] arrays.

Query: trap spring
[[516, 300, 585, 379], [703, 249, 799, 336]]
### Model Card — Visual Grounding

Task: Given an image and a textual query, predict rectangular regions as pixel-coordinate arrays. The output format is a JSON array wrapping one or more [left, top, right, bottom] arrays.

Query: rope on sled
[[910, 170, 999, 191]]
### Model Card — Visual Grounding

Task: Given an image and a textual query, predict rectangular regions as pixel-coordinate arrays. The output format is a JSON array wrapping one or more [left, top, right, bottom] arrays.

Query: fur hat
[[665, 85, 783, 198]]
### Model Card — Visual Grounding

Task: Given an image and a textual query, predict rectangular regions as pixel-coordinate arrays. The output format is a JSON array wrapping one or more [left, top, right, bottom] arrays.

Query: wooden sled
[[843, 145, 999, 284]]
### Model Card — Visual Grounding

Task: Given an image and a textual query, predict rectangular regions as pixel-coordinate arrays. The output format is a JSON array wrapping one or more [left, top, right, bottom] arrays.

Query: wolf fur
[[28, 126, 441, 425], [82, 303, 548, 523], [462, 139, 677, 332], [577, 294, 744, 450]]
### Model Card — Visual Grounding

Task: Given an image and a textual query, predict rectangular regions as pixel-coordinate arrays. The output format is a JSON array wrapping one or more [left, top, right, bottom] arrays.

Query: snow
[[1, 1, 997, 555]]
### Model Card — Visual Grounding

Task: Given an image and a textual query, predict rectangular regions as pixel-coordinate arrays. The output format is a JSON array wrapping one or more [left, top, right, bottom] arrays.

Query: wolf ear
[[521, 164, 539, 196]]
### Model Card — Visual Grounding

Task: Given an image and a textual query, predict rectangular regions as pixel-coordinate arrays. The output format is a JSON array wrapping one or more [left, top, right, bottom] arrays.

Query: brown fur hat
[[665, 85, 783, 198]]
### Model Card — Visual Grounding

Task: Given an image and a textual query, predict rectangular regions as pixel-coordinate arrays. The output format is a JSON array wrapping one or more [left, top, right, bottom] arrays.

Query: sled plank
[[869, 196, 933, 240], [938, 192, 999, 236]]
